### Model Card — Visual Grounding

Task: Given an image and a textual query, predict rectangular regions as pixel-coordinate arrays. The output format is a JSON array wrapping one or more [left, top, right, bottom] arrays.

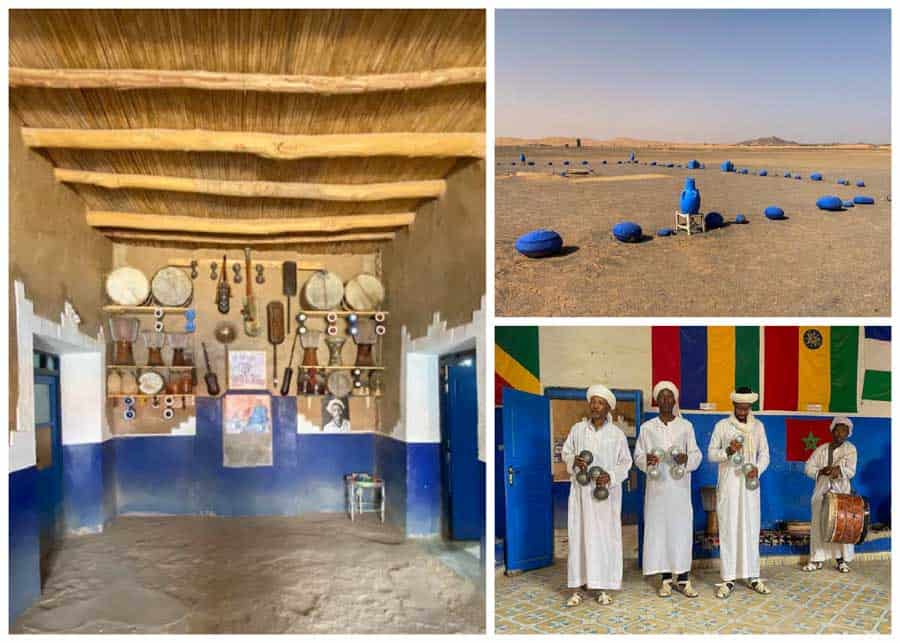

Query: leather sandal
[[597, 591, 612, 605], [675, 579, 699, 598], [802, 562, 823, 572], [658, 578, 673, 597], [566, 590, 583, 607], [837, 561, 850, 573], [715, 582, 734, 599], [749, 578, 771, 594]]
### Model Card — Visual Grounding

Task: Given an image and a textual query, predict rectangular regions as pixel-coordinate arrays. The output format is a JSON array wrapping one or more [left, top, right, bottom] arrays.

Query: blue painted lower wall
[[9, 466, 41, 624], [374, 434, 407, 532], [406, 442, 442, 537], [61, 443, 106, 533]]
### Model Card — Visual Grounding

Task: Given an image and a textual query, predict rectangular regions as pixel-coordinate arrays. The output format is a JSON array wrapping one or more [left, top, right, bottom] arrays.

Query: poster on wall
[[322, 395, 351, 432], [228, 350, 267, 390], [223, 394, 273, 468]]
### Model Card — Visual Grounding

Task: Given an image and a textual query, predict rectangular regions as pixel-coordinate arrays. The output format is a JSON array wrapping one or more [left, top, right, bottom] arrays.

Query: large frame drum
[[821, 492, 870, 545]]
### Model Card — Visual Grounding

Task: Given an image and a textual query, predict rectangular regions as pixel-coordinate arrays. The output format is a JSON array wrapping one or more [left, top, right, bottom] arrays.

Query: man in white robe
[[634, 381, 702, 598], [803, 416, 858, 573], [707, 386, 771, 598], [561, 384, 633, 606]]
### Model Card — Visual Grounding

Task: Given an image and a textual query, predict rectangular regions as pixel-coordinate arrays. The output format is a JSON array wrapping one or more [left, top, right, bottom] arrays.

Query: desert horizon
[[496, 136, 890, 150]]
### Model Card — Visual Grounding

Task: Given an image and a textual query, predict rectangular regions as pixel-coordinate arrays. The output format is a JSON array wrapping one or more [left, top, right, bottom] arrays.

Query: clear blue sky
[[497, 10, 891, 144]]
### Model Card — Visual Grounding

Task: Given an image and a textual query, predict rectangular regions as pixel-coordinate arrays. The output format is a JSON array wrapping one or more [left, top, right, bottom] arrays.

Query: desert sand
[[495, 145, 890, 316], [13, 515, 483, 634]]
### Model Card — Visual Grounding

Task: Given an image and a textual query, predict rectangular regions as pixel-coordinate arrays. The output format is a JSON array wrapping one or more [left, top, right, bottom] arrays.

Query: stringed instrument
[[241, 247, 261, 337]]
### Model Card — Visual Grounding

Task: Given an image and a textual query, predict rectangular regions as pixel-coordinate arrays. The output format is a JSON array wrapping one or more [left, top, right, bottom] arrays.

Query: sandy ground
[[495, 146, 891, 316], [13, 515, 484, 634]]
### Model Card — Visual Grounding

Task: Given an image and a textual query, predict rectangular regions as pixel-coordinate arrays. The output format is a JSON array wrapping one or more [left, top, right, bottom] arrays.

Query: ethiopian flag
[[763, 326, 858, 412], [651, 326, 760, 411], [495, 326, 540, 405]]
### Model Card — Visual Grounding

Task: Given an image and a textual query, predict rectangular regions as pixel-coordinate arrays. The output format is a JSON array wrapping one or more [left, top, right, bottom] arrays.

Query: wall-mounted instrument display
[[151, 266, 193, 307], [201, 342, 220, 396], [241, 248, 261, 337], [282, 261, 297, 335], [266, 301, 286, 388], [216, 254, 231, 314], [106, 267, 150, 306]]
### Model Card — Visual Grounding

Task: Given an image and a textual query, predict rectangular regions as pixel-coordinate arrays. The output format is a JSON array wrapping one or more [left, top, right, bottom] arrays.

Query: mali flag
[[495, 326, 541, 405], [651, 326, 760, 411], [763, 326, 858, 413]]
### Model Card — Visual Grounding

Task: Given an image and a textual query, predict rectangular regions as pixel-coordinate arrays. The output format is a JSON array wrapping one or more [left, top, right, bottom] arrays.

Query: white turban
[[730, 389, 759, 404], [830, 416, 854, 436], [586, 384, 616, 410], [326, 398, 345, 415], [652, 380, 679, 402]]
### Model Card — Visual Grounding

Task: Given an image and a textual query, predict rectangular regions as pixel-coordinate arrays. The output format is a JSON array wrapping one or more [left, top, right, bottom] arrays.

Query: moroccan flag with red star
[[785, 418, 833, 461]]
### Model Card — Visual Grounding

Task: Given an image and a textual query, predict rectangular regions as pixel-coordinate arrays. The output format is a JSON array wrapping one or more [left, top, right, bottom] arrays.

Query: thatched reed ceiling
[[9, 9, 485, 249]]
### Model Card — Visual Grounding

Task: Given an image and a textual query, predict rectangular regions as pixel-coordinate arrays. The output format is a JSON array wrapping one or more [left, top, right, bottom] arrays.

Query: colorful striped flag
[[861, 326, 890, 401], [495, 326, 541, 405], [651, 326, 760, 411], [763, 326, 858, 412]]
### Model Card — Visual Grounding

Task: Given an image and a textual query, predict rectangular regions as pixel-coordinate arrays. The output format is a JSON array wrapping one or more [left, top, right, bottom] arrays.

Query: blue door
[[440, 354, 482, 540], [502, 387, 553, 572], [33, 355, 63, 575]]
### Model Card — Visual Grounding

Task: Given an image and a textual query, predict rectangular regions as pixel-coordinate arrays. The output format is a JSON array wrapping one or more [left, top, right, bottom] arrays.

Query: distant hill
[[736, 136, 801, 146]]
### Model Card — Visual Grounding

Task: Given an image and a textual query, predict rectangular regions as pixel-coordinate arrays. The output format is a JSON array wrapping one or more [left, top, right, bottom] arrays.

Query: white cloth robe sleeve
[[608, 430, 633, 487], [562, 423, 578, 478], [685, 425, 703, 472]]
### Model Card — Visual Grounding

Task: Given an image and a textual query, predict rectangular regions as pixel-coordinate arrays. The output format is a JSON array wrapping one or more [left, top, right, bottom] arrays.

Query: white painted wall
[[393, 296, 486, 462], [10, 281, 107, 472]]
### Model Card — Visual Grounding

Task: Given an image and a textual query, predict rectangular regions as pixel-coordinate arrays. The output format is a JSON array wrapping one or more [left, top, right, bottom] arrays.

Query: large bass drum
[[151, 267, 193, 307], [106, 267, 150, 306], [821, 491, 870, 545]]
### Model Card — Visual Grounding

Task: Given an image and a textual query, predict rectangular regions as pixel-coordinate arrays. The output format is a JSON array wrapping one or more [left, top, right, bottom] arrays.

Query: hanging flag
[[651, 326, 760, 410], [785, 418, 833, 461], [495, 326, 541, 405], [861, 326, 890, 401], [763, 326, 858, 412]]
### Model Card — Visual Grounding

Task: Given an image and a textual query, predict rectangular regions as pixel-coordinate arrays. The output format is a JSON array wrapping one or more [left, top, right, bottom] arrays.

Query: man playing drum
[[707, 386, 771, 598], [561, 385, 633, 607], [634, 381, 702, 598], [803, 417, 857, 573]]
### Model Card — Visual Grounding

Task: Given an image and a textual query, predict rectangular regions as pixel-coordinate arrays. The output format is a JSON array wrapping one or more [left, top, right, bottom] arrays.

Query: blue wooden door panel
[[502, 388, 553, 572], [447, 363, 482, 540]]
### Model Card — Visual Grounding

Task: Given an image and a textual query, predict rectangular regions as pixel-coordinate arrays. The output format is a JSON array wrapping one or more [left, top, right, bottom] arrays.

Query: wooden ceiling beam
[[102, 230, 396, 246], [10, 66, 485, 94], [22, 128, 485, 160], [86, 210, 414, 235], [54, 168, 445, 201]]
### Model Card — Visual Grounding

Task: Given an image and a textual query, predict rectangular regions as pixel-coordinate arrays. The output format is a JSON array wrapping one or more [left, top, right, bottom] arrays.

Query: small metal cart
[[344, 473, 385, 523]]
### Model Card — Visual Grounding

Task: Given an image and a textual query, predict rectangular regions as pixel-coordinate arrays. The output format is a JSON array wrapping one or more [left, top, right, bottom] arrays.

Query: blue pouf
[[650, 161, 657, 166], [739, 168, 749, 174], [856, 180, 865, 187], [843, 200, 855, 208], [735, 214, 747, 224], [687, 159, 700, 169], [795, 175, 802, 180], [581, 160, 589, 165], [657, 227, 674, 237], [680, 177, 701, 214], [837, 179, 848, 185], [764, 206, 785, 220], [515, 229, 563, 258], [613, 221, 643, 243], [853, 195, 875, 205], [666, 163, 674, 168], [816, 196, 843, 211], [563, 161, 570, 166], [759, 169, 768, 176], [721, 160, 735, 172], [705, 212, 725, 229], [520, 153, 526, 163], [810, 172, 823, 181], [700, 163, 706, 169], [784, 172, 792, 178]]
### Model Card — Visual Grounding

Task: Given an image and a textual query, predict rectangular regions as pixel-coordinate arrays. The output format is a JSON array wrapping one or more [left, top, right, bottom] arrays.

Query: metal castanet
[[821, 492, 870, 545]]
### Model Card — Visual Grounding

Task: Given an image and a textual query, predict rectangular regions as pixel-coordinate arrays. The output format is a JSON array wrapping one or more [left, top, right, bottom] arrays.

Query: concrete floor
[[497, 529, 890, 634], [13, 515, 484, 634]]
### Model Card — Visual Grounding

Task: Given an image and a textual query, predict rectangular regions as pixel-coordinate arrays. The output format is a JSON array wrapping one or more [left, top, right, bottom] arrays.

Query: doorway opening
[[33, 350, 63, 588]]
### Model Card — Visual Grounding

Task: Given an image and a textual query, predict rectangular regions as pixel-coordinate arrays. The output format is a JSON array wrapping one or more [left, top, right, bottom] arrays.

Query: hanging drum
[[106, 267, 150, 306], [151, 267, 193, 307], [303, 271, 344, 310], [327, 371, 353, 398], [821, 492, 870, 545], [344, 273, 385, 311], [138, 370, 166, 396]]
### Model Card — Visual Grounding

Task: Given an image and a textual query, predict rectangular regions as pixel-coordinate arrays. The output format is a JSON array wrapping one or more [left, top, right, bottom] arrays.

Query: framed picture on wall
[[322, 395, 352, 433], [228, 350, 267, 390]]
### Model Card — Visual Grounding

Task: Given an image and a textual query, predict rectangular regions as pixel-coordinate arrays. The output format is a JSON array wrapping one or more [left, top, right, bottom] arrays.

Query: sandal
[[715, 582, 734, 599], [837, 561, 850, 573], [749, 578, 771, 594], [675, 580, 699, 598], [597, 591, 612, 605], [566, 590, 583, 607], [658, 578, 673, 597], [802, 562, 823, 572]]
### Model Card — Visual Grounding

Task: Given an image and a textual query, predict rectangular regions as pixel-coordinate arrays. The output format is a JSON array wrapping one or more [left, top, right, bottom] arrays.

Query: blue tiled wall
[[9, 466, 40, 624], [374, 434, 407, 531], [406, 442, 442, 537], [61, 443, 106, 533]]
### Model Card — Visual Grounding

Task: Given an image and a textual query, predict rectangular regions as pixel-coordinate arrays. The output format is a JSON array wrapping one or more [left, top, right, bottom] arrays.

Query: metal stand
[[345, 475, 385, 523]]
